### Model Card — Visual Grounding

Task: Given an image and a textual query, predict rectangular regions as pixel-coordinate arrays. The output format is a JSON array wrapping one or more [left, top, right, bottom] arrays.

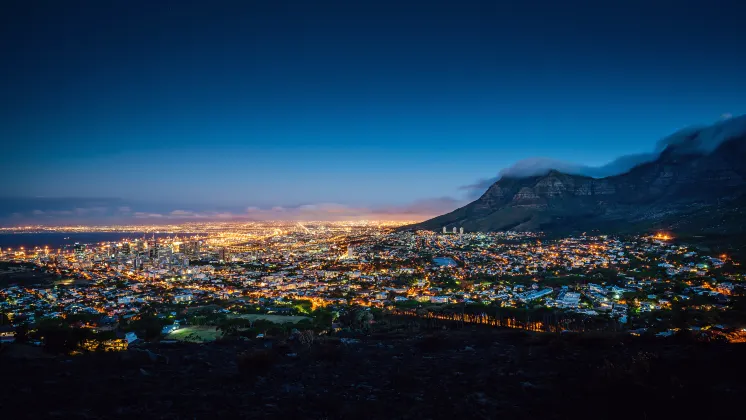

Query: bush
[[236, 349, 276, 375], [313, 340, 343, 363], [416, 334, 446, 353]]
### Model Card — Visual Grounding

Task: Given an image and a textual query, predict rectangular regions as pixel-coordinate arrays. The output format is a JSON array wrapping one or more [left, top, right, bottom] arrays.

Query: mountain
[[406, 118, 746, 235]]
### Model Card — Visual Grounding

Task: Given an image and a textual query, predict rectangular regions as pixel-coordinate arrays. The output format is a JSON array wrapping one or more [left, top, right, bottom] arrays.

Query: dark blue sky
[[2, 0, 745, 223]]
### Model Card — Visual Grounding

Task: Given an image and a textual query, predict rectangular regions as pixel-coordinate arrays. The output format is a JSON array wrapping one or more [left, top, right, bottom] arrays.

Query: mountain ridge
[[404, 122, 746, 234]]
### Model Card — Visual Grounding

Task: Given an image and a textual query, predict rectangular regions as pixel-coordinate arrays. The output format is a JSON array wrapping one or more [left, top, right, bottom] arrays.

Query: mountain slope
[[406, 127, 746, 234]]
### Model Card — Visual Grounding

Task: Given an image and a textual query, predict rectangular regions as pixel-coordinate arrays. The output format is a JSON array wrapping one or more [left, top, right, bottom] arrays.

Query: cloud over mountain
[[461, 115, 746, 198]]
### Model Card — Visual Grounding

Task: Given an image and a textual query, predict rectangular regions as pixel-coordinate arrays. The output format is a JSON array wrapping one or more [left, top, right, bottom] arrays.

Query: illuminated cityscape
[[2, 222, 744, 349]]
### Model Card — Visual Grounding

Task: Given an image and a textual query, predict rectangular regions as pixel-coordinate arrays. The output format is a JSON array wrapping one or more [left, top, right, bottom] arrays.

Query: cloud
[[169, 210, 198, 217], [372, 197, 464, 216], [499, 158, 586, 179], [123, 201, 464, 223], [0, 197, 462, 226], [134, 212, 164, 219], [460, 114, 746, 197]]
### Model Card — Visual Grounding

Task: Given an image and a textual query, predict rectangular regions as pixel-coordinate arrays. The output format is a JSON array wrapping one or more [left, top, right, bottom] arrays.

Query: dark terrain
[[2, 327, 745, 419], [0, 262, 57, 287], [407, 118, 746, 234]]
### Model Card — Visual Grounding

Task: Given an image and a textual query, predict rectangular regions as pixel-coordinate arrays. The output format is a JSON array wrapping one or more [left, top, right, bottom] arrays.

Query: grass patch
[[166, 326, 221, 342], [227, 314, 311, 324]]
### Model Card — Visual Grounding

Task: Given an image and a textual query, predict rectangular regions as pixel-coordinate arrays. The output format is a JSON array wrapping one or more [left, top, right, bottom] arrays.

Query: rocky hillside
[[2, 328, 746, 419], [406, 124, 746, 234]]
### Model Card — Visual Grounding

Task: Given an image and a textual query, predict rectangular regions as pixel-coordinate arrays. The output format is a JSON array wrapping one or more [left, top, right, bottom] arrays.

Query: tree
[[341, 308, 374, 330], [14, 323, 29, 343], [35, 322, 92, 353], [312, 309, 337, 331], [126, 316, 166, 340], [252, 320, 276, 336]]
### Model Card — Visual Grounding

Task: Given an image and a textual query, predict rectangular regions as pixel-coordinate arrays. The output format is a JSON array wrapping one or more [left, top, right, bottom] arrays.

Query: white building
[[558, 292, 580, 307], [173, 293, 193, 303]]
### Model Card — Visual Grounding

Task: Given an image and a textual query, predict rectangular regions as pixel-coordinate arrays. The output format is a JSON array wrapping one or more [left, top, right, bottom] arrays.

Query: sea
[[0, 232, 191, 250]]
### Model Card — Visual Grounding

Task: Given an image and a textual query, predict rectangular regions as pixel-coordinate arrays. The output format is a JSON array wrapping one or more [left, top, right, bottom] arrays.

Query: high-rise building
[[148, 234, 157, 259], [459, 227, 464, 235], [452, 227, 457, 234], [347, 245, 355, 258], [443, 226, 447, 234], [73, 243, 86, 257]]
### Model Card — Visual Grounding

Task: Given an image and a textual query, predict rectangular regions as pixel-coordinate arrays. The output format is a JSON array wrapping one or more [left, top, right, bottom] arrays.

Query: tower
[[73, 242, 86, 258]]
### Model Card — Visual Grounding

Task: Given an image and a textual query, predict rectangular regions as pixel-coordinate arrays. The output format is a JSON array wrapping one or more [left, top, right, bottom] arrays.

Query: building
[[522, 288, 553, 302], [174, 293, 193, 303], [73, 243, 86, 257], [0, 325, 15, 343], [149, 243, 159, 259], [452, 227, 457, 234], [125, 332, 139, 344], [558, 292, 581, 308], [443, 226, 447, 234]]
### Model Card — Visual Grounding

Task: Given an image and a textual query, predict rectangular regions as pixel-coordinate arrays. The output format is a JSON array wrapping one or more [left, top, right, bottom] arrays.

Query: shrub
[[416, 334, 445, 353], [236, 349, 276, 375], [313, 340, 342, 363]]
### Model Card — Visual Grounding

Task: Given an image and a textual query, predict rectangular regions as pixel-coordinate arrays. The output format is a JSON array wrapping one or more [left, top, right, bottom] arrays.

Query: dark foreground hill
[[2, 327, 746, 419], [406, 119, 746, 235]]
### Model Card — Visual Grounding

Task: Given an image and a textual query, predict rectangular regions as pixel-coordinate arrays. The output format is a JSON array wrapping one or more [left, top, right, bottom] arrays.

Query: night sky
[[2, 0, 746, 224]]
